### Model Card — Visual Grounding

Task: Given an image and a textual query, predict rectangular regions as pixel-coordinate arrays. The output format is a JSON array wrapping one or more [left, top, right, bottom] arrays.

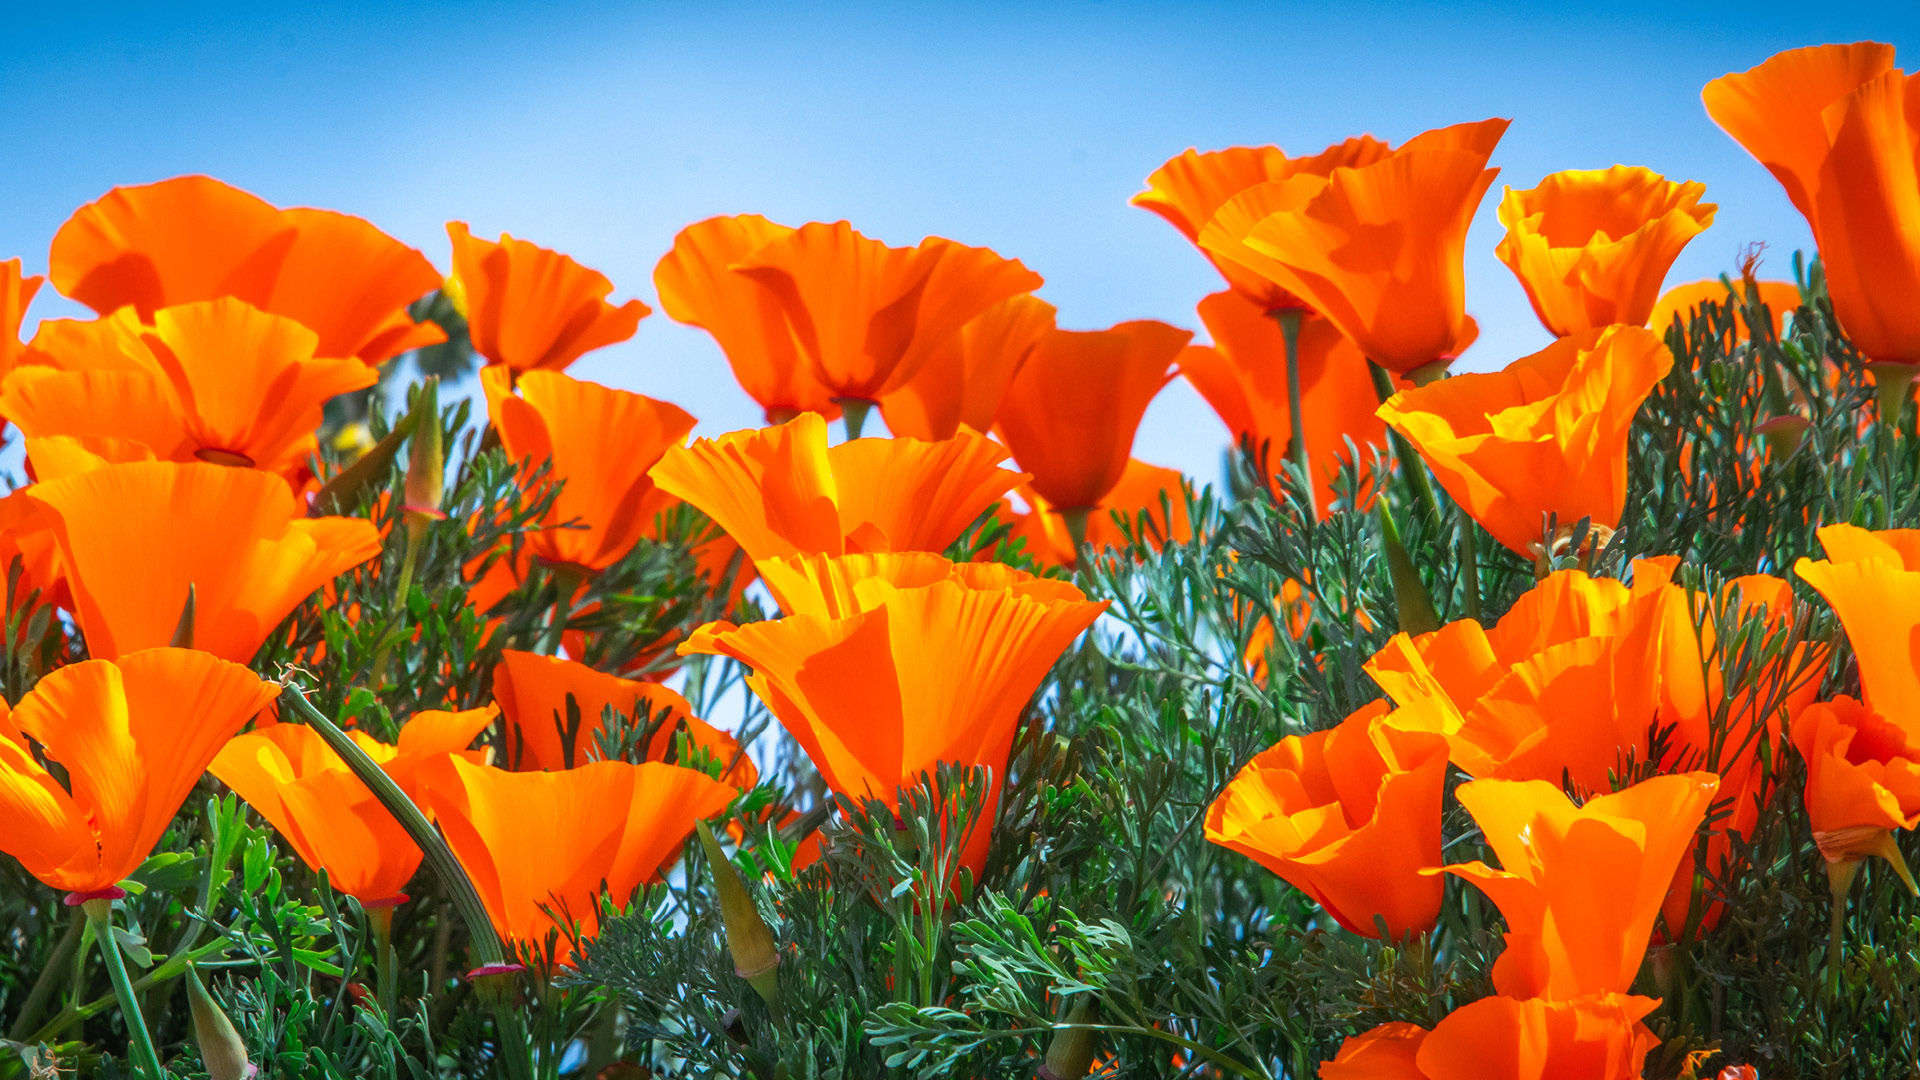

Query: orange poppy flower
[[421, 755, 735, 962], [484, 367, 696, 573], [0, 648, 278, 895], [1791, 696, 1920, 881], [491, 649, 754, 784], [0, 299, 376, 478], [1495, 166, 1716, 336], [1005, 459, 1191, 568], [1, 258, 40, 380], [993, 321, 1188, 513], [1649, 278, 1802, 344], [1436, 772, 1720, 999], [1199, 119, 1509, 379], [681, 568, 1105, 875], [446, 222, 649, 373], [49, 175, 444, 366], [25, 460, 381, 661], [649, 412, 1024, 564], [0, 490, 69, 614], [210, 707, 498, 905], [1795, 525, 1920, 722], [1706, 43, 1920, 369], [1321, 993, 1659, 1080], [1376, 324, 1671, 556], [654, 214, 839, 423], [1133, 137, 1393, 312], [730, 220, 1042, 406], [753, 550, 1081, 619], [878, 293, 1056, 441], [1205, 700, 1449, 938]]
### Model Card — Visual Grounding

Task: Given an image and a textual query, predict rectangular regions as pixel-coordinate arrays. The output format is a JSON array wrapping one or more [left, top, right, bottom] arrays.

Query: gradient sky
[[4, 1, 1915, 483]]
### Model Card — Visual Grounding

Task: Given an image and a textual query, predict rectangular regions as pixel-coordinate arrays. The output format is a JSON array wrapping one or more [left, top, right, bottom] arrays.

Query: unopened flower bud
[[186, 965, 255, 1080], [404, 377, 447, 535], [695, 822, 782, 1013], [1038, 995, 1098, 1080]]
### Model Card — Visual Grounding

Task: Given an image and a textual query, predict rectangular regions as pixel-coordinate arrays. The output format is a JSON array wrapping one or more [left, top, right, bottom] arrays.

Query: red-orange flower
[[49, 175, 444, 365], [25, 460, 381, 661], [210, 708, 498, 904], [993, 320, 1188, 512], [0, 648, 278, 894], [1794, 525, 1920, 722], [1377, 325, 1671, 556], [1205, 700, 1449, 938], [878, 293, 1055, 440], [446, 222, 649, 373], [1321, 994, 1660, 1080], [1, 258, 41, 383], [1004, 459, 1191, 568], [1791, 696, 1920, 885]]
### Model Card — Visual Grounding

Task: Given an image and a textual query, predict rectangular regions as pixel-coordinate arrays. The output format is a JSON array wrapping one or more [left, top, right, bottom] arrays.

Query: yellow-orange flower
[[878, 293, 1055, 441], [1791, 696, 1920, 883], [1321, 994, 1659, 1080], [446, 222, 649, 373], [1376, 325, 1671, 556], [1004, 459, 1191, 568], [1495, 166, 1716, 336]]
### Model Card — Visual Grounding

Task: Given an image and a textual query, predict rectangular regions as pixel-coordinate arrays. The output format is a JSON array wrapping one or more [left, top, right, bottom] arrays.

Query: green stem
[[83, 899, 167, 1080], [1272, 310, 1314, 522], [836, 397, 874, 440], [371, 905, 398, 1021], [1457, 505, 1482, 623], [1826, 859, 1860, 999], [7, 910, 83, 1040], [30, 936, 230, 1045], [1368, 360, 1442, 525], [370, 521, 426, 686], [1377, 497, 1441, 636]]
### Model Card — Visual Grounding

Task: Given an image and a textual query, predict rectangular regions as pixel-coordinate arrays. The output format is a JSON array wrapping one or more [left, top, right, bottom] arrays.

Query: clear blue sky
[[3, 2, 1915, 483]]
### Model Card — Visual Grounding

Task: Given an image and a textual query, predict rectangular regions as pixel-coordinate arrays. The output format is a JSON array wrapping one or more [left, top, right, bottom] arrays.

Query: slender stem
[[1458, 505, 1482, 623], [31, 935, 232, 1044], [1368, 360, 1442, 524], [1272, 310, 1314, 523], [371, 906, 398, 1021], [371, 521, 426, 686], [83, 899, 167, 1080], [1825, 859, 1860, 998], [7, 910, 83, 1040]]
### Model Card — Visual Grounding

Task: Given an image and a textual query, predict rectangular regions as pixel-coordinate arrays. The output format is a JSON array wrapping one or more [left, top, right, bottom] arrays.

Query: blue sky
[[3, 1, 1915, 483]]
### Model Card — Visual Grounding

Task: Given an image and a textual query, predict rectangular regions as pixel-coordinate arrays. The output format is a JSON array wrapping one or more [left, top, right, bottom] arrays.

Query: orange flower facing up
[[1377, 325, 1671, 556], [993, 320, 1188, 516], [210, 707, 498, 905], [1199, 119, 1509, 379], [484, 367, 696, 573], [422, 756, 735, 963], [492, 649, 754, 784], [654, 214, 839, 423], [1794, 525, 1920, 722], [25, 460, 381, 661], [49, 175, 444, 365], [730, 221, 1042, 416], [1, 258, 41, 381], [1205, 700, 1449, 938], [0, 648, 277, 895], [1321, 993, 1660, 1080], [878, 293, 1056, 441], [1496, 166, 1716, 336], [1005, 459, 1191, 568], [1, 299, 376, 478], [447, 222, 649, 373], [1791, 696, 1920, 888], [682, 562, 1105, 875], [649, 412, 1024, 564], [1649, 278, 1803, 344], [1705, 43, 1920, 371], [1436, 773, 1720, 999]]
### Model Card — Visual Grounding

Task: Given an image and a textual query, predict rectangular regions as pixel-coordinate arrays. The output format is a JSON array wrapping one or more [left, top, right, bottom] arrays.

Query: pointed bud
[[1037, 995, 1098, 1079], [695, 822, 782, 1012], [404, 377, 447, 532], [169, 583, 196, 650], [1376, 498, 1439, 633], [186, 965, 255, 1080]]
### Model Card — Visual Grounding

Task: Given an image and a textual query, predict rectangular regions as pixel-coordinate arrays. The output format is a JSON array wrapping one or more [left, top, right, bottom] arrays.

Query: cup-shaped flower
[[0, 648, 277, 895], [446, 222, 649, 373], [421, 756, 736, 963], [210, 708, 498, 905], [26, 460, 380, 661], [1004, 459, 1191, 568], [1377, 325, 1671, 556], [1205, 701, 1449, 938], [492, 649, 754, 785], [483, 368, 696, 573], [1705, 43, 1920, 369], [1436, 772, 1720, 999], [730, 221, 1041, 404], [1495, 166, 1716, 336], [879, 293, 1055, 441], [1, 258, 40, 381], [993, 321, 1188, 512], [1321, 993, 1659, 1080], [649, 412, 1025, 564], [1649, 278, 1802, 344], [752, 550, 1081, 620], [1792, 696, 1920, 883], [1795, 524, 1920, 722], [49, 175, 444, 365]]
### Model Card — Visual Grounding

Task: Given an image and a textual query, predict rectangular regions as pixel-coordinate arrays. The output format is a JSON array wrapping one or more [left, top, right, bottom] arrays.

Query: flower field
[[3, 36, 1920, 1080]]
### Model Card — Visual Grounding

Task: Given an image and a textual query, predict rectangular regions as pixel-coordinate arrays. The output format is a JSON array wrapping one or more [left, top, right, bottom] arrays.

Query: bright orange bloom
[[1199, 119, 1508, 378], [1495, 166, 1716, 336], [1005, 459, 1191, 568], [1377, 325, 1671, 556], [753, 550, 1082, 619], [993, 321, 1188, 512], [0, 648, 277, 894], [682, 566, 1105, 875], [1705, 43, 1920, 368], [491, 649, 754, 785], [1133, 138, 1393, 312], [1205, 700, 1449, 938], [49, 175, 444, 366], [0, 490, 69, 614], [422, 756, 735, 962], [1791, 696, 1920, 881], [879, 293, 1055, 440], [654, 214, 839, 423], [25, 460, 381, 661], [1437, 773, 1719, 999], [484, 367, 696, 573], [1181, 288, 1397, 510], [1795, 525, 1920, 722], [446, 222, 648, 373], [1649, 278, 1802, 344], [1, 258, 41, 382], [1321, 994, 1659, 1080], [0, 299, 376, 478], [210, 707, 497, 904], [650, 412, 1024, 564], [731, 221, 1042, 404]]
